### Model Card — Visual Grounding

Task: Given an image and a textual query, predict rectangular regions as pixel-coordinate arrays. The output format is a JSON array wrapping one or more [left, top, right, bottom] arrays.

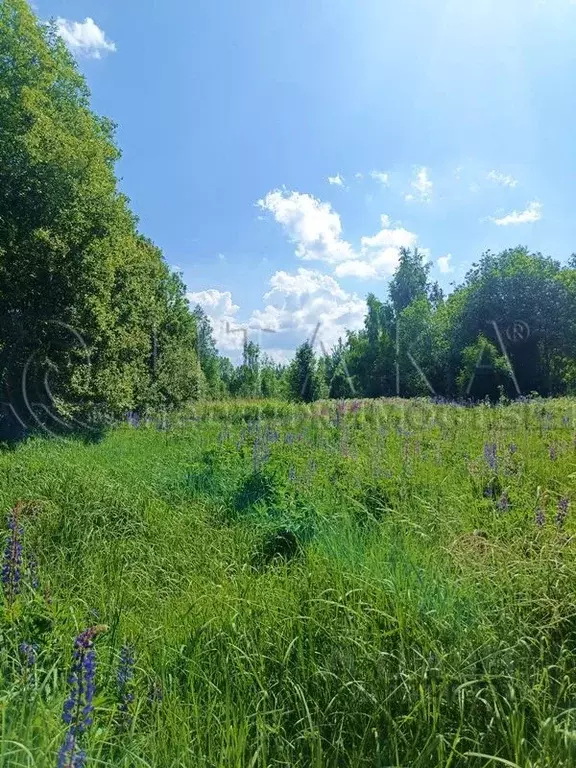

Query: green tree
[[191, 305, 222, 396], [389, 248, 431, 314], [236, 341, 261, 398], [453, 248, 573, 397], [288, 342, 321, 403], [0, 1, 202, 436]]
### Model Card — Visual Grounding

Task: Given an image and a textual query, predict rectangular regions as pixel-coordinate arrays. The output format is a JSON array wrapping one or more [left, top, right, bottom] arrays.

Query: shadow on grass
[[0, 405, 109, 449]]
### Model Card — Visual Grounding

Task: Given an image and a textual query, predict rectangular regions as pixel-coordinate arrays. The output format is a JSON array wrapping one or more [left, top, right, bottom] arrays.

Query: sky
[[37, 0, 576, 361]]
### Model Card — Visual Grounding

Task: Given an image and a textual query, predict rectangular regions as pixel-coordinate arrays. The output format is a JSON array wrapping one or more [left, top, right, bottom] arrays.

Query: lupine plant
[[2, 503, 24, 603], [58, 626, 107, 768], [117, 644, 135, 729], [556, 497, 569, 528]]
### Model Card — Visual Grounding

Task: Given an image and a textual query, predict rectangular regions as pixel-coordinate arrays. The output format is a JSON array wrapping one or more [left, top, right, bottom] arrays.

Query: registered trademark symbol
[[506, 321, 530, 343]]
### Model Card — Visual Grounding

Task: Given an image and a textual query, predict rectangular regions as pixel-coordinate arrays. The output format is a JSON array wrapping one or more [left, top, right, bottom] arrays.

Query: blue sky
[[38, 0, 576, 360]]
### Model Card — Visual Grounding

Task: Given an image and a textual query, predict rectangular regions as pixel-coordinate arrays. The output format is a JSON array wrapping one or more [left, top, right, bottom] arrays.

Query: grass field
[[1, 397, 575, 767]]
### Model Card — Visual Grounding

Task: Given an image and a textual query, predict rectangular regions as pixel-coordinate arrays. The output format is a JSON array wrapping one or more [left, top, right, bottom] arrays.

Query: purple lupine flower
[[288, 466, 296, 482], [549, 444, 557, 461], [483, 443, 498, 472], [497, 492, 510, 512], [555, 497, 569, 528], [2, 505, 24, 603], [509, 444, 518, 455], [19, 642, 38, 667], [57, 733, 86, 768], [535, 507, 546, 528], [58, 626, 106, 768], [117, 645, 135, 728]]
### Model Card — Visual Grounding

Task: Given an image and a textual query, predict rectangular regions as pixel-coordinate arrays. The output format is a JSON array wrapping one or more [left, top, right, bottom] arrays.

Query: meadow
[[0, 397, 575, 768]]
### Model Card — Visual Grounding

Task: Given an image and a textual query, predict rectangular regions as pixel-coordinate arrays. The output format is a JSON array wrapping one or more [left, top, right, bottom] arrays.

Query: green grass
[[1, 397, 575, 767]]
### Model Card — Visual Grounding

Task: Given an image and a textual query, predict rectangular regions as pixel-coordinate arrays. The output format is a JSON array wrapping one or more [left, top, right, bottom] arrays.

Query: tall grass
[[0, 398, 575, 767]]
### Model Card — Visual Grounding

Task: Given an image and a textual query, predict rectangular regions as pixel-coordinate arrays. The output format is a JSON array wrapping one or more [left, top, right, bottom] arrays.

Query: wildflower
[[483, 442, 497, 472], [58, 625, 106, 768], [555, 497, 569, 528], [535, 507, 546, 528], [288, 466, 296, 482], [509, 444, 518, 455], [19, 642, 38, 667], [497, 492, 510, 512], [2, 505, 24, 603], [549, 444, 557, 461], [117, 644, 135, 728]]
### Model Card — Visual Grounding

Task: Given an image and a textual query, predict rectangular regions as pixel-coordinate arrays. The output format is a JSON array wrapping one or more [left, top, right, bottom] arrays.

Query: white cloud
[[187, 289, 242, 351], [328, 173, 345, 186], [186, 273, 366, 359], [335, 214, 418, 280], [259, 188, 424, 281], [437, 254, 453, 273], [405, 166, 433, 203], [490, 201, 542, 226], [354, 172, 364, 180], [359, 214, 417, 251], [260, 186, 422, 281], [335, 260, 380, 279], [249, 268, 365, 352], [257, 189, 356, 264], [487, 170, 518, 188], [56, 17, 116, 58], [370, 170, 390, 186]]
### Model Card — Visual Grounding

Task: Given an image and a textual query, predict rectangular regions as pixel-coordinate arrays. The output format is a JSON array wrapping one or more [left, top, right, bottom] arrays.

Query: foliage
[[0, 398, 575, 766], [0, 0, 202, 438], [288, 341, 322, 402]]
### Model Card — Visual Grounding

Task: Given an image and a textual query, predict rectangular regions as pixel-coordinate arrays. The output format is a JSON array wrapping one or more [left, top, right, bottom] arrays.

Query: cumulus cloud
[[257, 189, 355, 264], [437, 254, 453, 273], [487, 170, 518, 188], [370, 170, 390, 186], [186, 289, 242, 351], [328, 173, 345, 186], [186, 273, 366, 360], [56, 17, 116, 58], [259, 187, 423, 281], [490, 201, 542, 226], [250, 268, 365, 352], [334, 214, 418, 280], [405, 166, 433, 203]]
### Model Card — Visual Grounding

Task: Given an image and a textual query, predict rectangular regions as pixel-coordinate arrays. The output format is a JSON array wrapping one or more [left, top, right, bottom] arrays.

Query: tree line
[[195, 247, 576, 404], [1, 0, 575, 440]]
